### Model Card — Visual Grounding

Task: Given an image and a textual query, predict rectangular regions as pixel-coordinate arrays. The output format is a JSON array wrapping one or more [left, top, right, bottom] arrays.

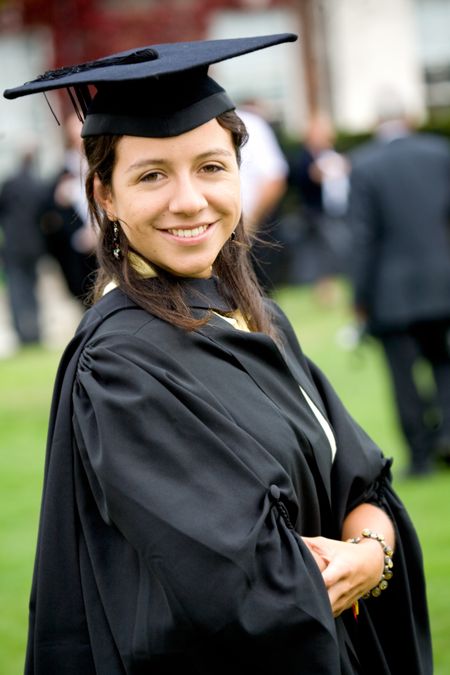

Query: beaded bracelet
[[347, 528, 394, 599]]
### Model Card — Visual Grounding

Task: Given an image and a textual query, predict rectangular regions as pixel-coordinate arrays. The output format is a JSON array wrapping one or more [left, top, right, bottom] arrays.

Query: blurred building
[[0, 0, 449, 180]]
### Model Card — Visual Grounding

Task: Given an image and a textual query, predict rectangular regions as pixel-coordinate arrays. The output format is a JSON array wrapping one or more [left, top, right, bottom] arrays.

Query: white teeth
[[168, 225, 208, 238]]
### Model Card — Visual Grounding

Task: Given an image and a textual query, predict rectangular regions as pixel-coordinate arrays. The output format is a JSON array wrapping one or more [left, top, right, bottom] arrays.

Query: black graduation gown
[[25, 279, 432, 675]]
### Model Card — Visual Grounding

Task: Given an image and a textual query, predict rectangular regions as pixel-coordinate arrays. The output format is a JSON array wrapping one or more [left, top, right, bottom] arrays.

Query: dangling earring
[[112, 221, 121, 260], [230, 230, 236, 241]]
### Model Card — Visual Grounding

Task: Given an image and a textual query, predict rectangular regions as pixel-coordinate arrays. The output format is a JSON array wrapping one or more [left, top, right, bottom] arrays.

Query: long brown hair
[[83, 110, 277, 336]]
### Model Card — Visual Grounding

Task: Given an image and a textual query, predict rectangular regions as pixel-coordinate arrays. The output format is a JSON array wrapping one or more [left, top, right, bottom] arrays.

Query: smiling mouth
[[167, 224, 209, 238]]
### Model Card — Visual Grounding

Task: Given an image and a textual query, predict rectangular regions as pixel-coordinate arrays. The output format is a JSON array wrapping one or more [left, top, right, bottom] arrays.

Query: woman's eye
[[140, 171, 164, 183], [201, 164, 223, 174]]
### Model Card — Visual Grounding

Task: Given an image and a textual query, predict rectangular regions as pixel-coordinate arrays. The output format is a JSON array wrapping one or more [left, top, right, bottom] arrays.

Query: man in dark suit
[[39, 113, 97, 303], [349, 107, 450, 475], [0, 148, 45, 345]]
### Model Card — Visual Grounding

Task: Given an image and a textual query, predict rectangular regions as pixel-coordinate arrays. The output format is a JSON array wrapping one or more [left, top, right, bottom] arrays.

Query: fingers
[[302, 536, 331, 572], [324, 564, 358, 616], [328, 586, 358, 617], [302, 536, 367, 617], [321, 557, 344, 588], [302, 537, 327, 572]]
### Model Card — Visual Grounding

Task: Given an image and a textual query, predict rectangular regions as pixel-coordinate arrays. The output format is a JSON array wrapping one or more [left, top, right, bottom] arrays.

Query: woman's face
[[96, 119, 241, 278]]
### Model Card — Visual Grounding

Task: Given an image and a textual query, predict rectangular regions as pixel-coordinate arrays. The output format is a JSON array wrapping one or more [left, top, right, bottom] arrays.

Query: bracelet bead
[[347, 528, 394, 599]]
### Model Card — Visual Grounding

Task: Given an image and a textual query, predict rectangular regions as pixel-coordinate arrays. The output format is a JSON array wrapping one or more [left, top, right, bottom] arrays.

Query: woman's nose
[[169, 175, 208, 215]]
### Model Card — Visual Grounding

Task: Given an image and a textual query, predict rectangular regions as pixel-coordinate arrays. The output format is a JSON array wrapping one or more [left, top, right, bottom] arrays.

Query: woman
[[5, 35, 431, 674]]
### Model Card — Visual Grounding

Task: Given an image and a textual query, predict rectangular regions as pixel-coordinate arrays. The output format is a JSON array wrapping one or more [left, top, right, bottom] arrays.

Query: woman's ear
[[93, 174, 114, 219]]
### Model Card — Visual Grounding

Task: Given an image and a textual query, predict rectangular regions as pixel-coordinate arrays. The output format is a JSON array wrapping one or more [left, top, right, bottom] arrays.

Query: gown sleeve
[[72, 332, 340, 671]]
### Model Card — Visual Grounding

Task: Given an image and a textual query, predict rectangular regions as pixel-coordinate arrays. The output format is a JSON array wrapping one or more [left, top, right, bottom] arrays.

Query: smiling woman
[[4, 34, 432, 675]]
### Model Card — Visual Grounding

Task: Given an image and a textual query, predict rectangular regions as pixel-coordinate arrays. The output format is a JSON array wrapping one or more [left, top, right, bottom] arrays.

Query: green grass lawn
[[0, 283, 449, 673], [0, 346, 59, 673]]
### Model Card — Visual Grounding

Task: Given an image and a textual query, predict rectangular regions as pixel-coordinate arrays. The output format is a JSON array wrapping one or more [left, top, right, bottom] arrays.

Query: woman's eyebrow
[[125, 158, 166, 173], [195, 148, 235, 160], [125, 148, 234, 173]]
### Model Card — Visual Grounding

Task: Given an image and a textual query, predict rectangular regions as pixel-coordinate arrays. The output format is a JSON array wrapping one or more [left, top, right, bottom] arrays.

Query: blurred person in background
[[348, 100, 450, 477], [289, 112, 350, 303], [237, 100, 289, 291], [39, 113, 97, 303], [0, 145, 45, 345]]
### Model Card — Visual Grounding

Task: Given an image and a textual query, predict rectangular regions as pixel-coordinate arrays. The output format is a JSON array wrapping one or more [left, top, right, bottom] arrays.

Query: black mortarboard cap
[[4, 34, 297, 138]]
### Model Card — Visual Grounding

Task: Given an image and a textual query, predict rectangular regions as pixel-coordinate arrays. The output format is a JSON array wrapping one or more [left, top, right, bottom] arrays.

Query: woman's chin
[[160, 260, 215, 279]]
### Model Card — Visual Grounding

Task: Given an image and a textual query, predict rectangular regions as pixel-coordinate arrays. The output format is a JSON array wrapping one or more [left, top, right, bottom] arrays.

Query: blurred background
[[1, 0, 449, 180], [1, 0, 450, 673]]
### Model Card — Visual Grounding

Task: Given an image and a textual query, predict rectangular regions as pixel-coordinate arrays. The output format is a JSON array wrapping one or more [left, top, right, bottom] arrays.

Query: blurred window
[[414, 0, 450, 110]]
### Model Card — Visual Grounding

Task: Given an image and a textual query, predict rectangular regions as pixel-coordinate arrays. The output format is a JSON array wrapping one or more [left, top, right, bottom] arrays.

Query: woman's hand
[[302, 503, 395, 616], [302, 535, 385, 617]]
